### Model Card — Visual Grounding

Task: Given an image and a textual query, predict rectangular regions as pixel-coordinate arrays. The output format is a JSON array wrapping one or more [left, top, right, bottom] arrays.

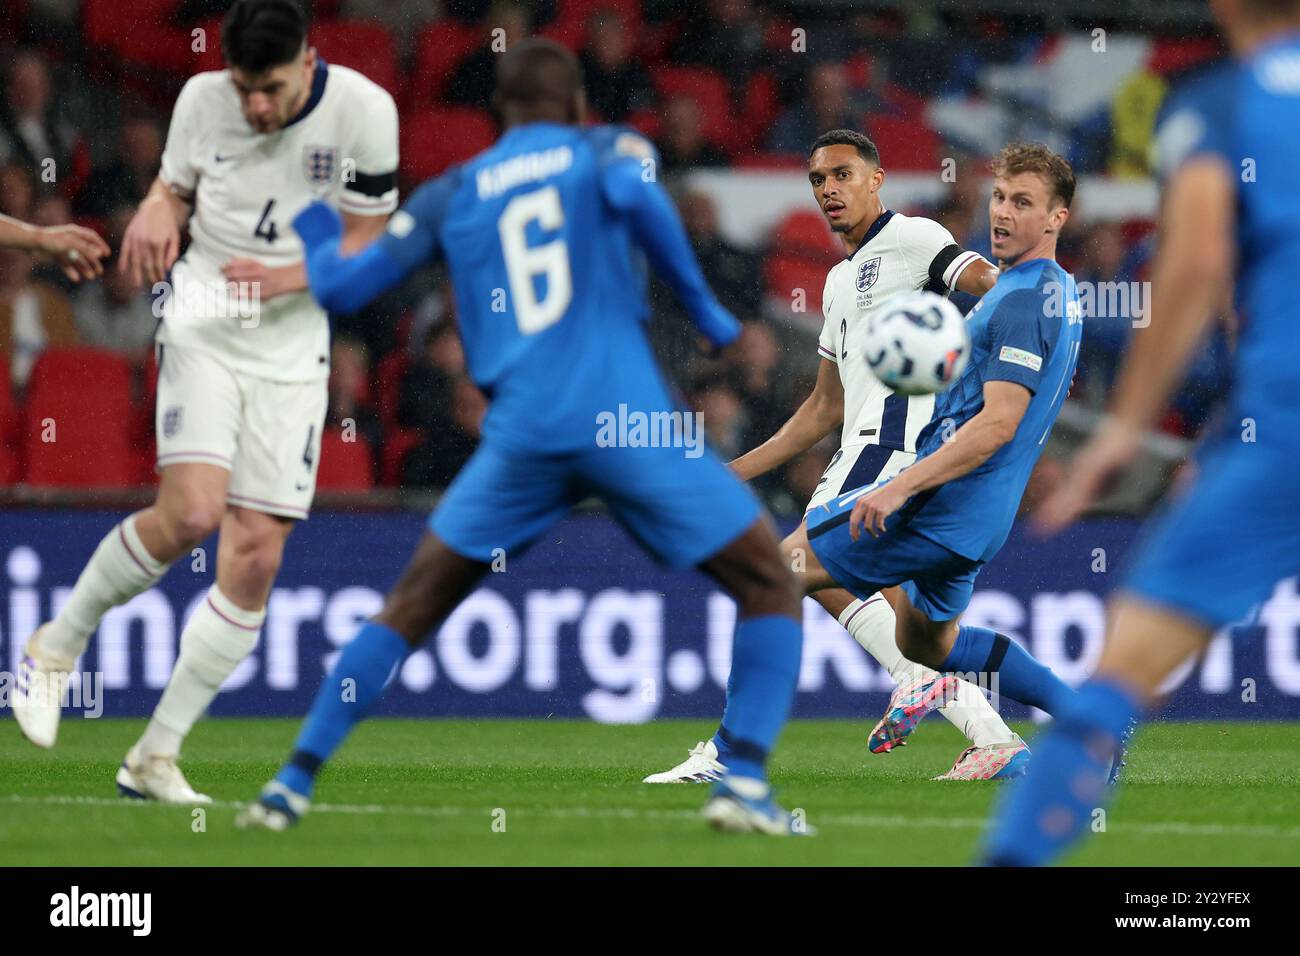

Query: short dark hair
[[809, 129, 880, 168], [991, 142, 1076, 209], [222, 0, 308, 74], [494, 38, 583, 115]]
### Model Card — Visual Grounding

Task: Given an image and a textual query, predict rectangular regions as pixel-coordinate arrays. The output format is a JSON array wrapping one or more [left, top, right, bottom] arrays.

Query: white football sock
[[838, 597, 1014, 749], [137, 584, 263, 758], [41, 514, 173, 662]]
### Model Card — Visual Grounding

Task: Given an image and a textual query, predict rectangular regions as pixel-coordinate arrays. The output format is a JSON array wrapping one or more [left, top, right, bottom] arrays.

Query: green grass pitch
[[1, 717, 1297, 866]]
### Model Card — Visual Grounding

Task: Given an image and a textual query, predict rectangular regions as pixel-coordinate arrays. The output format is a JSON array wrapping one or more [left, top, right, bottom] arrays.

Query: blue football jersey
[[911, 259, 1083, 561], [1153, 35, 1300, 426], [378, 121, 730, 453]]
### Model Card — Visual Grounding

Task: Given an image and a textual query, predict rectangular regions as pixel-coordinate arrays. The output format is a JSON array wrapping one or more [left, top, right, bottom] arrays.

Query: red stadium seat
[[310, 20, 399, 95], [764, 254, 831, 313], [373, 350, 409, 427], [864, 115, 940, 172], [770, 209, 840, 260], [22, 348, 139, 488], [380, 425, 425, 487], [401, 107, 497, 185], [193, 16, 225, 73], [316, 429, 374, 491], [653, 66, 738, 152], [0, 359, 19, 485], [84, 0, 194, 75], [410, 19, 480, 105], [740, 72, 781, 150]]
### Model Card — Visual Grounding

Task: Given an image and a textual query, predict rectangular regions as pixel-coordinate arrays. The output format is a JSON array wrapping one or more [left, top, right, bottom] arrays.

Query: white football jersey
[[818, 210, 987, 452], [158, 62, 399, 381]]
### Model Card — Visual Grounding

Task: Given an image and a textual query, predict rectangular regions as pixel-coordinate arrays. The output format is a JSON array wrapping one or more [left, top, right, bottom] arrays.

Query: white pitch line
[[3, 794, 1299, 839]]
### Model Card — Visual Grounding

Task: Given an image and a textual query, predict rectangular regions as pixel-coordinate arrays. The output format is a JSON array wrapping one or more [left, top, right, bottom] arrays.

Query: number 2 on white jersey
[[498, 186, 572, 335]]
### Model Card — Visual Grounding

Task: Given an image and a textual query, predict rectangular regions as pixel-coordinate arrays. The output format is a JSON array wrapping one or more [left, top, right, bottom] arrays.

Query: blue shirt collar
[[284, 57, 329, 130], [846, 208, 894, 261]]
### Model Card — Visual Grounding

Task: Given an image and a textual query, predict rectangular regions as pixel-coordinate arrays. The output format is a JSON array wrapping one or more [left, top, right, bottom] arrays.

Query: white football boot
[[12, 625, 73, 749], [235, 781, 310, 831], [116, 745, 212, 804], [932, 736, 1031, 781], [643, 739, 727, 783]]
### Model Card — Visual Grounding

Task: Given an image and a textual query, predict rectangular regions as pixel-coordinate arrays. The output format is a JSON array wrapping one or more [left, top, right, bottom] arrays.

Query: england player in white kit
[[12, 0, 398, 803], [647, 130, 1029, 783]]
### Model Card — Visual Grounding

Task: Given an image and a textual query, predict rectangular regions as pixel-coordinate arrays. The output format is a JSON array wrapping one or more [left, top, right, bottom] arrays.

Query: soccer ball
[[863, 291, 970, 396]]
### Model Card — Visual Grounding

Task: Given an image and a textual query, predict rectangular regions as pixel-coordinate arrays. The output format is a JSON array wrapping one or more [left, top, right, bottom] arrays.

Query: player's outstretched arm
[[731, 358, 844, 481], [224, 211, 391, 302], [602, 158, 740, 348], [0, 213, 110, 282], [1034, 157, 1234, 533], [850, 380, 1029, 539], [292, 202, 409, 313]]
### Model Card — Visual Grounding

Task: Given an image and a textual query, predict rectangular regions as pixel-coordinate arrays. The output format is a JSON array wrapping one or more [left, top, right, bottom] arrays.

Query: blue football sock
[[941, 625, 1075, 715], [714, 614, 802, 781], [981, 679, 1140, 866], [275, 621, 409, 798]]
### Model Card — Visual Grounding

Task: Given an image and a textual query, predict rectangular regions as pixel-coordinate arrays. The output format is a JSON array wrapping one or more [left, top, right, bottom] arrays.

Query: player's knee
[[165, 497, 224, 549], [734, 553, 802, 619]]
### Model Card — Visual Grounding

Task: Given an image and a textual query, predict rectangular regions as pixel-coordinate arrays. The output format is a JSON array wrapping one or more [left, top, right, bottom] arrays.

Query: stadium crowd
[[0, 0, 1230, 512]]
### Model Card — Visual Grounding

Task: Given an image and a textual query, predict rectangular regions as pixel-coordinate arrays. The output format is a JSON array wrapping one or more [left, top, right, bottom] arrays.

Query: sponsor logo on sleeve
[[999, 346, 1042, 371]]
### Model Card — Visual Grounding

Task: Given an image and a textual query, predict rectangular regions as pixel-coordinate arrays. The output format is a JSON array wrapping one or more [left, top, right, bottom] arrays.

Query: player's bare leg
[[239, 533, 489, 829], [695, 517, 811, 834], [122, 505, 295, 804], [13, 464, 227, 749], [371, 533, 491, 645]]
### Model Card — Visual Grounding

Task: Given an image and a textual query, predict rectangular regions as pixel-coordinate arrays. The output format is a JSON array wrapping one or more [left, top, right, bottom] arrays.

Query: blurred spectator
[[657, 95, 728, 174], [691, 375, 746, 460], [671, 0, 768, 86], [727, 319, 788, 448], [75, 114, 162, 218], [402, 375, 485, 488], [766, 62, 860, 155], [580, 11, 653, 123], [0, 162, 37, 220], [0, 50, 77, 191], [0, 245, 78, 389], [341, 0, 443, 59], [1075, 221, 1138, 405], [398, 319, 466, 431], [446, 1, 533, 110], [70, 207, 156, 357], [328, 336, 384, 468], [679, 191, 761, 317]]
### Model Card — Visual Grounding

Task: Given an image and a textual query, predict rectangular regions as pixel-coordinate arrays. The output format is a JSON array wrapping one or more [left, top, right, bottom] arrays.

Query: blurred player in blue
[[791, 144, 1084, 728], [237, 39, 808, 834], [984, 0, 1300, 866]]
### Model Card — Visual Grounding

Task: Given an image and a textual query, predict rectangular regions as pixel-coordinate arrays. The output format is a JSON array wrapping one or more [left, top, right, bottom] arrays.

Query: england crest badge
[[302, 145, 339, 188], [856, 256, 881, 292]]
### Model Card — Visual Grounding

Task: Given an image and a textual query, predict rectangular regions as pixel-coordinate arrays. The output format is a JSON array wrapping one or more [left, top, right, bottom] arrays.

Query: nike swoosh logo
[[295, 483, 309, 492], [215, 153, 236, 162]]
